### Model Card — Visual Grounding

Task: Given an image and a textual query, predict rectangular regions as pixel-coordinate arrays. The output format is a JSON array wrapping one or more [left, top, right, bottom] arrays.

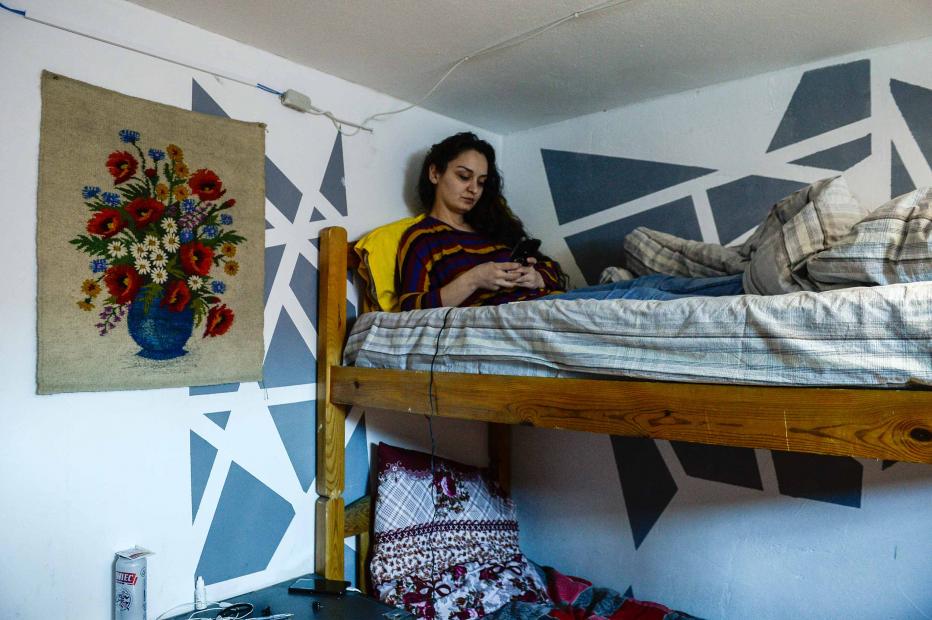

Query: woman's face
[[429, 149, 488, 217]]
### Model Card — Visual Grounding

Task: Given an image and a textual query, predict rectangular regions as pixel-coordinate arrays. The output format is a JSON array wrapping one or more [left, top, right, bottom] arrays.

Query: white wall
[[0, 0, 493, 616], [501, 38, 932, 619]]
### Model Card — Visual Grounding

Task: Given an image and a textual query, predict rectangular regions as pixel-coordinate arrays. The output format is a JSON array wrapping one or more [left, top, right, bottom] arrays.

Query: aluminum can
[[114, 550, 148, 620]]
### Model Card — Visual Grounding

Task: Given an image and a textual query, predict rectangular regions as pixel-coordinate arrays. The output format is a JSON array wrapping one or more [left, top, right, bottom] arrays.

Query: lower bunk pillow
[[487, 566, 703, 620], [371, 442, 550, 618]]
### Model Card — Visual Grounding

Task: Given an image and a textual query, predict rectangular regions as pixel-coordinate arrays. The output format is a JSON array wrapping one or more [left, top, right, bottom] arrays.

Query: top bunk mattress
[[343, 282, 932, 388]]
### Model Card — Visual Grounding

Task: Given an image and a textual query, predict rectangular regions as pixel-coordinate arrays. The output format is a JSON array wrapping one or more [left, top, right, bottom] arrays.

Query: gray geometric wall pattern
[[766, 59, 871, 152], [890, 79, 932, 170], [546, 58, 932, 548], [187, 79, 368, 586], [788, 134, 871, 171], [890, 143, 916, 198], [541, 149, 715, 225], [566, 197, 701, 284]]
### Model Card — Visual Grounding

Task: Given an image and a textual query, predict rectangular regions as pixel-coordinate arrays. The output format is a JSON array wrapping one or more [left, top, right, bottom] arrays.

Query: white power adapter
[[280, 89, 314, 113]]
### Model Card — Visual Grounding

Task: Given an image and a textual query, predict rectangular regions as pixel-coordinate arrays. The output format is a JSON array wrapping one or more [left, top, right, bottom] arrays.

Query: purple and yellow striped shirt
[[397, 216, 564, 310]]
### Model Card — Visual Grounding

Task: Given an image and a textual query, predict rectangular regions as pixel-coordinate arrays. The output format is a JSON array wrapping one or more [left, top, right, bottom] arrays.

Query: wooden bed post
[[316, 226, 349, 581]]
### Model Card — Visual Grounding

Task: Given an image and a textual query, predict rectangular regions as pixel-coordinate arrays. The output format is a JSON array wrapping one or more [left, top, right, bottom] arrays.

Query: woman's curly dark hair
[[417, 132, 527, 247]]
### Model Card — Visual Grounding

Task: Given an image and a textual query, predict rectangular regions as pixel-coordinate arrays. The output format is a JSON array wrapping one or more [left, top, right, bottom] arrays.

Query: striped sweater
[[397, 216, 564, 310]]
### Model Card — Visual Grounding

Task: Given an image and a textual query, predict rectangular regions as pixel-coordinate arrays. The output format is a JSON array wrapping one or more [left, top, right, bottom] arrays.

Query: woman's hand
[[511, 257, 545, 289], [438, 261, 521, 307], [467, 261, 523, 291]]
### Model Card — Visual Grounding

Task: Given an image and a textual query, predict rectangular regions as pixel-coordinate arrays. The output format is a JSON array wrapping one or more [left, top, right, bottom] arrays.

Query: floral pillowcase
[[370, 443, 550, 619]]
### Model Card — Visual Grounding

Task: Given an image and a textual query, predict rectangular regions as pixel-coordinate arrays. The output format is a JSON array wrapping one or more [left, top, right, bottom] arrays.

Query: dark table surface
[[163, 574, 409, 620]]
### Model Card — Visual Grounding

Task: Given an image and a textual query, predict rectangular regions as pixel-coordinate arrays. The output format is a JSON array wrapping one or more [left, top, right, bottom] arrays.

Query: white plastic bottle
[[195, 576, 207, 610]]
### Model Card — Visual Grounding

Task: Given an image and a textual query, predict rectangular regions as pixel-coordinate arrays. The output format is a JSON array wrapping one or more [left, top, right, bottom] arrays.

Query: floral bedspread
[[484, 567, 703, 620]]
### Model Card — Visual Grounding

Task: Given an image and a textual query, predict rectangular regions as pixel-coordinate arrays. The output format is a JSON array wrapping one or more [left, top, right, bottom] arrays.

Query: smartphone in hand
[[509, 238, 541, 265]]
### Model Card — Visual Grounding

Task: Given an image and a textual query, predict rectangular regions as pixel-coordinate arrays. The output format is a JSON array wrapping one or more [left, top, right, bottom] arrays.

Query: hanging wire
[[2, 0, 636, 135]]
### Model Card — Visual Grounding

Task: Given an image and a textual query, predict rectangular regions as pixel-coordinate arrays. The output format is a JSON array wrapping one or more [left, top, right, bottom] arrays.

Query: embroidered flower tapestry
[[37, 72, 265, 394]]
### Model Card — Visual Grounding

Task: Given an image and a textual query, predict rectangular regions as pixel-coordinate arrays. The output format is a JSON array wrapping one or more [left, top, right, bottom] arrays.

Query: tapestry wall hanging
[[37, 71, 265, 394]]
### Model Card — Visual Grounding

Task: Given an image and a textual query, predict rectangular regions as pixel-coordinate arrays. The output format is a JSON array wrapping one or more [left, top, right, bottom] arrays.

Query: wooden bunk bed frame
[[314, 225, 932, 585]]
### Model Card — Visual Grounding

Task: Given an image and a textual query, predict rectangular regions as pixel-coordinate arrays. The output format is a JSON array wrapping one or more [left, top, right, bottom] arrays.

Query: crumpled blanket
[[485, 567, 702, 620]]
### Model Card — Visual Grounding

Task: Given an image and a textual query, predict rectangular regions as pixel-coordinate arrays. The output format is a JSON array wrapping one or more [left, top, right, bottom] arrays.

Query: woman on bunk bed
[[397, 132, 744, 310]]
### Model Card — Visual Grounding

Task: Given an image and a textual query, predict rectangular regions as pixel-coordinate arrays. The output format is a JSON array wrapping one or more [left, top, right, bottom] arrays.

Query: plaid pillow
[[808, 187, 932, 286], [742, 176, 868, 295], [622, 227, 748, 278], [370, 443, 549, 618]]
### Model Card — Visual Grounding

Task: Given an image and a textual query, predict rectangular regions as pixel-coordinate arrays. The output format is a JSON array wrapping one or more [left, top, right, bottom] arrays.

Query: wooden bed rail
[[329, 367, 932, 464]]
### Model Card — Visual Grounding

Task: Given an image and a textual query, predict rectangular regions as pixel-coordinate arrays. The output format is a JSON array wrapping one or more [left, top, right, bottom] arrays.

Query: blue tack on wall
[[265, 244, 287, 304], [266, 157, 304, 223], [611, 437, 677, 549], [771, 452, 863, 508], [320, 134, 348, 217], [707, 176, 808, 244], [541, 149, 715, 225], [670, 442, 763, 491], [767, 60, 871, 152], [268, 401, 316, 492], [290, 254, 319, 332], [263, 309, 316, 388], [890, 143, 916, 198], [190, 431, 218, 523], [789, 135, 872, 171], [890, 79, 932, 170], [195, 462, 295, 584], [564, 197, 701, 284], [204, 410, 231, 430]]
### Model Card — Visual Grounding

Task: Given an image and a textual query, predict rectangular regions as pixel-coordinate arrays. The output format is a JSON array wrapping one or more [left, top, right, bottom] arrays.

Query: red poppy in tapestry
[[104, 265, 142, 305], [188, 169, 225, 201], [180, 241, 214, 277], [162, 279, 192, 312], [106, 150, 138, 184], [203, 304, 234, 337], [86, 209, 125, 238], [125, 197, 165, 228]]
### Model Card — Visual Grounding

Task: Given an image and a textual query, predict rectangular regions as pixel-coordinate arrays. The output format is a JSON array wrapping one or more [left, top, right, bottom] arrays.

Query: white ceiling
[[124, 0, 932, 134]]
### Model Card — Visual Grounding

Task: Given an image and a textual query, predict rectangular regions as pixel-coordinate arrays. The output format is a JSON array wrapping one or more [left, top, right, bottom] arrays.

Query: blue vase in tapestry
[[127, 289, 194, 359]]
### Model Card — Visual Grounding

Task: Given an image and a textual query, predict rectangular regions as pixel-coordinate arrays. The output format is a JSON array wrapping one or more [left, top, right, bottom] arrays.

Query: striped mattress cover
[[344, 282, 932, 387]]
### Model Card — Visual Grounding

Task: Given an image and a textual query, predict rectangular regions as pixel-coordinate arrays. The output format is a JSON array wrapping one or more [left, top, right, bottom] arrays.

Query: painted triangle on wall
[[542, 148, 715, 225], [767, 59, 870, 152]]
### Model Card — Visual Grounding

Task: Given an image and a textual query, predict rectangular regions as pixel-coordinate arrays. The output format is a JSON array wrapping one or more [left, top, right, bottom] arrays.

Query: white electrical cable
[[1, 0, 635, 135], [352, 0, 636, 132]]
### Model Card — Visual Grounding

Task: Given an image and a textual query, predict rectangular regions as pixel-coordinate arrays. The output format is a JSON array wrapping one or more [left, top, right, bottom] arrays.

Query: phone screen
[[289, 577, 349, 595], [510, 238, 541, 264]]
